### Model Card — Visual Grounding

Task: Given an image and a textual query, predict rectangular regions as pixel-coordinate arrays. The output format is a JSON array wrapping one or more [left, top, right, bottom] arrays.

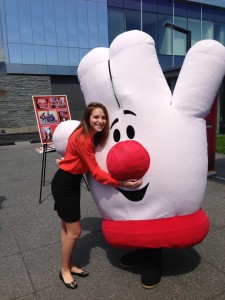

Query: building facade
[[0, 0, 225, 137]]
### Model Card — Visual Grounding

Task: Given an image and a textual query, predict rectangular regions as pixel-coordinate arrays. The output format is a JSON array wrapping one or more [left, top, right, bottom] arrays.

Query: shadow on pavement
[[75, 217, 201, 278]]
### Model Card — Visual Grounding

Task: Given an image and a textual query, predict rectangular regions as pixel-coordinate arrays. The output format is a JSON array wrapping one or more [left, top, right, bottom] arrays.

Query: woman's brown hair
[[71, 102, 109, 146]]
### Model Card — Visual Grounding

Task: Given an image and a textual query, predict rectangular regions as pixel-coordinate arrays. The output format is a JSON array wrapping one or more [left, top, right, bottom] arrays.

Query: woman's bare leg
[[61, 220, 67, 244], [60, 220, 81, 283]]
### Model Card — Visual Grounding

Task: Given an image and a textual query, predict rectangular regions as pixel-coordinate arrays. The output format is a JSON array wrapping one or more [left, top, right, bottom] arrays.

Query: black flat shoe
[[59, 272, 77, 289], [141, 266, 163, 289], [71, 269, 89, 277]]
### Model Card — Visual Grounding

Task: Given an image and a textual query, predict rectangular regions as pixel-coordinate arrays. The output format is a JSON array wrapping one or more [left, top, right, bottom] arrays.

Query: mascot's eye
[[126, 125, 135, 139], [113, 129, 120, 142]]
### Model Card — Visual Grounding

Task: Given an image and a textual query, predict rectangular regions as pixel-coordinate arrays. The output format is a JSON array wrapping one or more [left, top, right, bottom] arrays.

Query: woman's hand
[[120, 179, 142, 188]]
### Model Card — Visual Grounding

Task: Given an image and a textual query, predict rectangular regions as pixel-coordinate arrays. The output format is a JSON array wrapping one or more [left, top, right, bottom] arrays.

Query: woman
[[51, 102, 142, 289]]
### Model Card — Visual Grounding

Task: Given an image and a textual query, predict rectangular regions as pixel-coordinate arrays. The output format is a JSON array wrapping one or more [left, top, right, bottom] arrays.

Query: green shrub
[[216, 135, 225, 154]]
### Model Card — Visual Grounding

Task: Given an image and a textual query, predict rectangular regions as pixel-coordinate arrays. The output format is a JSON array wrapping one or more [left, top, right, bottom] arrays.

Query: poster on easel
[[32, 95, 71, 150]]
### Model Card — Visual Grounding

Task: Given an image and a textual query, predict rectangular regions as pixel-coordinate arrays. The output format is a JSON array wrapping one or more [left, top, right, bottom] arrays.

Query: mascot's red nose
[[106, 140, 150, 181]]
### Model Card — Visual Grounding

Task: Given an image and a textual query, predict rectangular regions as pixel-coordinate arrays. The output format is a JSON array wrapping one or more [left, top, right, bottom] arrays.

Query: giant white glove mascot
[[59, 30, 225, 288]]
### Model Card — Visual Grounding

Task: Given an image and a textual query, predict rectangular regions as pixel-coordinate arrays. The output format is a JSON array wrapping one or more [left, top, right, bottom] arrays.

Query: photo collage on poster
[[32, 95, 71, 145]]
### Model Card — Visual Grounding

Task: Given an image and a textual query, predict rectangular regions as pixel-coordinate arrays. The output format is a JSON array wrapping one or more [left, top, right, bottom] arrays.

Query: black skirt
[[51, 168, 82, 223]]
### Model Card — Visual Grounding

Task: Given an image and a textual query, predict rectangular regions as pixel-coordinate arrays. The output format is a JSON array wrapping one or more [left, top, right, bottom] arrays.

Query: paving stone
[[0, 141, 225, 299]]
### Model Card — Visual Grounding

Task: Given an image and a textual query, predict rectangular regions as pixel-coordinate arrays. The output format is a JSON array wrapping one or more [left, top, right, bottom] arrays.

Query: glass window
[[47, 65, 61, 74], [188, 4, 201, 19], [66, 0, 79, 47], [202, 6, 214, 21], [174, 55, 184, 68], [34, 45, 47, 65], [157, 15, 173, 55], [188, 18, 200, 47], [0, 48, 4, 63], [173, 17, 187, 55], [7, 64, 23, 73], [158, 0, 173, 15], [108, 7, 124, 44], [215, 22, 225, 45], [8, 43, 22, 63], [54, 0, 68, 47], [142, 0, 157, 13], [58, 47, 69, 66], [215, 9, 225, 23], [158, 54, 173, 69], [107, 0, 124, 8], [31, 0, 45, 44], [124, 0, 140, 10], [5, 0, 20, 43], [43, 0, 57, 46], [202, 20, 214, 40], [46, 46, 58, 65], [21, 44, 35, 64], [125, 9, 141, 31], [174, 2, 187, 17], [142, 12, 157, 43], [77, 0, 89, 48], [0, 17, 3, 47], [69, 47, 80, 66], [18, 0, 33, 44], [98, 2, 108, 47], [87, 1, 99, 48], [79, 48, 90, 61], [23, 64, 47, 74]]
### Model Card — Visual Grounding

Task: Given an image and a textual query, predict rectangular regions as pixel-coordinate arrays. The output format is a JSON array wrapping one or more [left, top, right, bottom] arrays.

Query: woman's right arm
[[76, 137, 142, 188]]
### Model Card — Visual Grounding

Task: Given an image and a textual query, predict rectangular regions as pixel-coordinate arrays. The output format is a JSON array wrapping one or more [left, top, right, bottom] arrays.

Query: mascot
[[53, 120, 80, 156], [56, 30, 225, 288]]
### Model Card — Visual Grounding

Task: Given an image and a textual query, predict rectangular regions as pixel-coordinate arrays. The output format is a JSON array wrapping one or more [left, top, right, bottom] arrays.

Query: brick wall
[[0, 74, 51, 133]]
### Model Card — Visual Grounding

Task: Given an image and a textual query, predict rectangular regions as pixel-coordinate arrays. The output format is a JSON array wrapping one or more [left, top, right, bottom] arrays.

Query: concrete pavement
[[0, 141, 225, 300]]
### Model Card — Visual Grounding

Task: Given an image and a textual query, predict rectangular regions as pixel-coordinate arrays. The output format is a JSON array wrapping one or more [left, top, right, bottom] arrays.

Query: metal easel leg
[[39, 143, 47, 204], [82, 175, 90, 191]]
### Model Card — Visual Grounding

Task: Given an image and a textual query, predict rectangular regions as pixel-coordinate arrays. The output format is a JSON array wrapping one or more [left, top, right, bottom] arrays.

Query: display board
[[32, 95, 71, 144]]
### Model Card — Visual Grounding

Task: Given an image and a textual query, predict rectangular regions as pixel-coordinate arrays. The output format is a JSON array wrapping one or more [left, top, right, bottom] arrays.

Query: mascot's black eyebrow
[[124, 110, 136, 116], [110, 110, 137, 129]]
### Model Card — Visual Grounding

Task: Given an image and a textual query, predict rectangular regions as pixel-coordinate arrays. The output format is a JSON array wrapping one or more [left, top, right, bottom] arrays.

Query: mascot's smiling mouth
[[117, 183, 149, 202]]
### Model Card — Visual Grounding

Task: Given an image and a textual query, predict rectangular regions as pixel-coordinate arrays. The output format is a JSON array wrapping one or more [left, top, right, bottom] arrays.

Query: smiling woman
[[51, 102, 142, 289], [89, 107, 107, 135]]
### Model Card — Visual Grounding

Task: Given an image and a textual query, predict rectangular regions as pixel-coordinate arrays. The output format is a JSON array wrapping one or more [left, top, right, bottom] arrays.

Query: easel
[[39, 143, 90, 204], [39, 143, 48, 204]]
